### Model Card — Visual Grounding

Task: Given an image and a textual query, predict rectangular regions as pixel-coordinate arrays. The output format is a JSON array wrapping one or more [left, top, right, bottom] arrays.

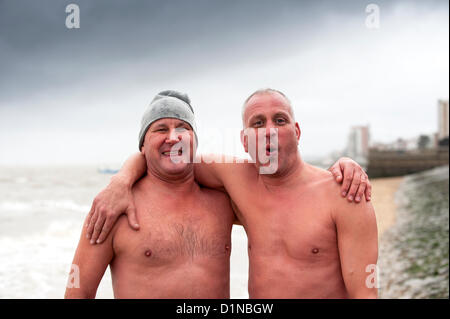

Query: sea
[[0, 165, 249, 299]]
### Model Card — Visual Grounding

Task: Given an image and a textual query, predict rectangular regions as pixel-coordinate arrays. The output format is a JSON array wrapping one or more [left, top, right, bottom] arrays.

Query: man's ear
[[140, 144, 145, 155], [295, 122, 301, 143], [240, 129, 249, 153]]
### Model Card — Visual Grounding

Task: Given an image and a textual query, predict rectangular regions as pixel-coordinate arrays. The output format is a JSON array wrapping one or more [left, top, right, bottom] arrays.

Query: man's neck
[[259, 153, 307, 189], [141, 167, 197, 195]]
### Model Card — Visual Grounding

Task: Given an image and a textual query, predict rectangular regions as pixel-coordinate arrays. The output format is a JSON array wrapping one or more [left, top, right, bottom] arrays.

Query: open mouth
[[162, 149, 183, 157], [265, 145, 278, 155]]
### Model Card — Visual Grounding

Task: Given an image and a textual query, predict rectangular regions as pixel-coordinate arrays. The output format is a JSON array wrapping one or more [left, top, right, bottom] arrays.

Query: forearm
[[64, 288, 95, 299], [335, 201, 378, 299], [113, 152, 147, 187], [67, 219, 114, 297], [350, 289, 378, 299], [193, 155, 225, 189]]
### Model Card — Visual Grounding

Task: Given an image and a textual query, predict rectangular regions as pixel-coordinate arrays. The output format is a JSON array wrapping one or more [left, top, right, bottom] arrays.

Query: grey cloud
[[0, 0, 447, 104]]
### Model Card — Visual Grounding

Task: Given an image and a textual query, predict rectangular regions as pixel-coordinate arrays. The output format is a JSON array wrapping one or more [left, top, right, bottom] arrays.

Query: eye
[[276, 118, 286, 124], [253, 120, 263, 127], [175, 127, 188, 132]]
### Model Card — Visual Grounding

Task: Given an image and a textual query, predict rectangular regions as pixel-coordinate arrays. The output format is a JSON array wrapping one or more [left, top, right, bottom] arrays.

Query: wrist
[[110, 173, 133, 189]]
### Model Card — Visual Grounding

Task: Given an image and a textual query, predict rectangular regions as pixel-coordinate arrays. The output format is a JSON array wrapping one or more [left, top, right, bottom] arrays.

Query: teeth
[[162, 151, 182, 156]]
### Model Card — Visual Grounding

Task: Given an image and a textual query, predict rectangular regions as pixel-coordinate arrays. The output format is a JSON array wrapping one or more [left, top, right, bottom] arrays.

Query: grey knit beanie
[[138, 90, 198, 149]]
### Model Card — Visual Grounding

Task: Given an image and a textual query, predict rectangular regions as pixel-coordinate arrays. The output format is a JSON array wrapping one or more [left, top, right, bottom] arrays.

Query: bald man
[[84, 89, 376, 298]]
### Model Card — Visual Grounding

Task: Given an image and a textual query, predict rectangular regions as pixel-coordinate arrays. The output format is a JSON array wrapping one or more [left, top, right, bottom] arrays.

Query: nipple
[[225, 244, 230, 251], [312, 248, 319, 254], [145, 249, 152, 257]]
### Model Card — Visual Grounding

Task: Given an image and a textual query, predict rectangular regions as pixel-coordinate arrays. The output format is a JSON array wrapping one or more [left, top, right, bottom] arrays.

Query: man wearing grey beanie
[[138, 90, 198, 151], [83, 88, 376, 299], [66, 90, 235, 298]]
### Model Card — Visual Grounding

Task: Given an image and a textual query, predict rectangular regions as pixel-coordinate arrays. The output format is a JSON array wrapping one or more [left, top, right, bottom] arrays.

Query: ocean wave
[[0, 200, 90, 214]]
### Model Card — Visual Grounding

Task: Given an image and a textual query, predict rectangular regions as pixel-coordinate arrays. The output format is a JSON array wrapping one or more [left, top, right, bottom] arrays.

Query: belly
[[248, 252, 348, 299], [110, 220, 232, 298], [110, 255, 230, 299]]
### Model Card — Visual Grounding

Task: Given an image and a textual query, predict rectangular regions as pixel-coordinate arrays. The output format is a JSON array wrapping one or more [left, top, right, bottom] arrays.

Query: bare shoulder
[[199, 186, 232, 206], [307, 165, 372, 207], [198, 187, 234, 218], [202, 154, 257, 176], [300, 164, 376, 229], [306, 164, 341, 193], [302, 164, 357, 211], [109, 214, 129, 243], [317, 166, 376, 223]]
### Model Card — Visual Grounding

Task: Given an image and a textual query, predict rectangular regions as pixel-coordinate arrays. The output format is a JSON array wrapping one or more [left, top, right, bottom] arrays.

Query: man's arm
[[86, 154, 229, 244], [333, 197, 378, 299], [65, 216, 115, 298], [193, 154, 233, 190], [86, 154, 369, 244], [328, 157, 372, 203], [85, 152, 146, 244]]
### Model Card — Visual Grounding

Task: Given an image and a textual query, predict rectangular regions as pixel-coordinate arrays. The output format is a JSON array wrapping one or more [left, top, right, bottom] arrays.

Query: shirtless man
[[85, 89, 377, 298], [65, 91, 235, 298]]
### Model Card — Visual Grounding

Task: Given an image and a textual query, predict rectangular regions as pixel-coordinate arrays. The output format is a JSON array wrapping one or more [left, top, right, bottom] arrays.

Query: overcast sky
[[0, 0, 448, 165]]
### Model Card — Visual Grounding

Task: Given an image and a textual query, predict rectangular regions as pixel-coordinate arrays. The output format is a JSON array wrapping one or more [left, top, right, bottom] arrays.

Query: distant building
[[438, 100, 449, 141], [371, 135, 435, 152], [346, 125, 370, 165]]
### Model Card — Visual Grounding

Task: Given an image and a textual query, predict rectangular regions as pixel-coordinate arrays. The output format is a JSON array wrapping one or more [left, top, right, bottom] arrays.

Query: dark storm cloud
[[0, 0, 353, 102], [0, 0, 446, 104]]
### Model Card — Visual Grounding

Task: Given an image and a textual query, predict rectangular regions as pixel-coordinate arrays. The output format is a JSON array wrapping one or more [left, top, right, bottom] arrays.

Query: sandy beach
[[1, 165, 447, 299], [0, 165, 250, 299], [375, 166, 449, 298], [370, 176, 404, 237]]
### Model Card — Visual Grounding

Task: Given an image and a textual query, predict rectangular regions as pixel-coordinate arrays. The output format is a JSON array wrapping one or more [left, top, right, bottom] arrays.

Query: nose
[[265, 120, 277, 138], [166, 128, 181, 144]]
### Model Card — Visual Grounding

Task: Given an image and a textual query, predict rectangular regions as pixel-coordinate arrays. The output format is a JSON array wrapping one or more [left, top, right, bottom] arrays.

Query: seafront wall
[[378, 165, 449, 298], [367, 148, 449, 178]]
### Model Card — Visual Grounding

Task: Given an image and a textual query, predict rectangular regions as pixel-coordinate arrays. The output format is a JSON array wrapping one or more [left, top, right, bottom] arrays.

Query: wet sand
[[377, 166, 449, 298], [369, 176, 404, 237]]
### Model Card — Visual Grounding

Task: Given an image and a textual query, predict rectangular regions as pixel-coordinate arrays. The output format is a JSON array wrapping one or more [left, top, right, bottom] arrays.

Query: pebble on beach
[[378, 165, 449, 299]]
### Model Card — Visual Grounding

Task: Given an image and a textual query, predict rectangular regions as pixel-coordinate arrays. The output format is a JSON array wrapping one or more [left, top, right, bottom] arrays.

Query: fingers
[[346, 172, 362, 202], [341, 165, 355, 198], [365, 179, 372, 201], [86, 210, 98, 240], [96, 207, 139, 244], [96, 218, 114, 244], [90, 214, 106, 244], [329, 165, 343, 183], [126, 205, 140, 230], [85, 199, 96, 228], [354, 174, 368, 203]]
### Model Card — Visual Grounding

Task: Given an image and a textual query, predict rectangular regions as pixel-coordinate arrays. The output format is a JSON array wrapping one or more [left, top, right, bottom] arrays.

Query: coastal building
[[438, 99, 449, 141], [346, 125, 370, 165]]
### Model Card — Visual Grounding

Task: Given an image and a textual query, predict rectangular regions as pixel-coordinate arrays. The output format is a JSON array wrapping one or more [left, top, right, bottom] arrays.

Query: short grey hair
[[241, 88, 294, 125]]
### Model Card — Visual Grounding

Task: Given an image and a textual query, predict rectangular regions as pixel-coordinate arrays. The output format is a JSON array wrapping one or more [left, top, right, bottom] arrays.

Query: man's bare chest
[[112, 209, 232, 267], [238, 194, 338, 261]]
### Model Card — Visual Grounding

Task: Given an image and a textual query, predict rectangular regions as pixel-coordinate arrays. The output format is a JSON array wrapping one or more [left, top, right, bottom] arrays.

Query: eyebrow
[[272, 111, 291, 119], [152, 123, 168, 130], [248, 111, 291, 124], [248, 114, 265, 124]]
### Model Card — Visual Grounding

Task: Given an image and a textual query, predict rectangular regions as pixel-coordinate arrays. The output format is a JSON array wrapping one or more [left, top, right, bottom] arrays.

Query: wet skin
[[65, 119, 235, 298], [81, 92, 377, 298], [194, 92, 378, 298], [110, 178, 234, 298]]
